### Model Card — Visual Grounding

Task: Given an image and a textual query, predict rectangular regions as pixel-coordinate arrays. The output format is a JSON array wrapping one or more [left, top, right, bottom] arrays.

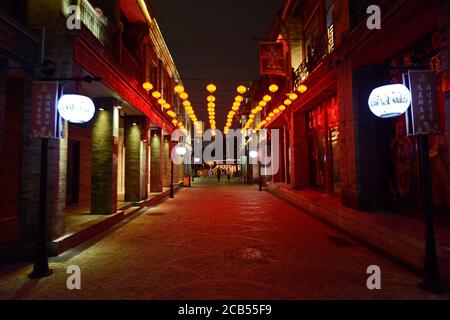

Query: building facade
[[248, 0, 450, 216], [0, 0, 188, 260]]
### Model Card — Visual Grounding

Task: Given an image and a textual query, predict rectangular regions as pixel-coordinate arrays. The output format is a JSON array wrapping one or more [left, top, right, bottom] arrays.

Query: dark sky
[[151, 0, 285, 130]]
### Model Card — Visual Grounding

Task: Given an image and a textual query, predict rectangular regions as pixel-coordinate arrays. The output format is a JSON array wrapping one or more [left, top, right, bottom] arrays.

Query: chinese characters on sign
[[260, 42, 286, 76], [31, 82, 59, 139], [405, 70, 440, 136]]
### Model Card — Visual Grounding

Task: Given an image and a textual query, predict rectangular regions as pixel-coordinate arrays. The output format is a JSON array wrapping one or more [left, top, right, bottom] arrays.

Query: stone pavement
[[0, 177, 448, 300]]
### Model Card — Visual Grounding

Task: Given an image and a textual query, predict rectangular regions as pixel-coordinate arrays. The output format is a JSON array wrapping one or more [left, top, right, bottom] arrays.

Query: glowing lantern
[[368, 84, 411, 118], [237, 85, 247, 94], [259, 101, 267, 107], [164, 103, 171, 110], [263, 95, 272, 102], [57, 94, 95, 124], [289, 93, 298, 100], [284, 99, 292, 105], [174, 85, 185, 93], [180, 92, 189, 100], [143, 82, 153, 91], [207, 95, 216, 102], [298, 84, 308, 93], [269, 84, 279, 93], [279, 105, 286, 111], [152, 91, 161, 99], [207, 83, 217, 93]]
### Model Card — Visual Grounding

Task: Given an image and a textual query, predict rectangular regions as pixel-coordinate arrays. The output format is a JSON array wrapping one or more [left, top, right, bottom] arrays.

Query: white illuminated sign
[[57, 94, 96, 123], [176, 146, 187, 156], [249, 150, 258, 158], [368, 84, 411, 118]]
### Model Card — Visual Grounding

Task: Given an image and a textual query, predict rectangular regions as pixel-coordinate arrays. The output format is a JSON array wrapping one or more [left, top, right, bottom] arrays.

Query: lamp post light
[[369, 80, 445, 293]]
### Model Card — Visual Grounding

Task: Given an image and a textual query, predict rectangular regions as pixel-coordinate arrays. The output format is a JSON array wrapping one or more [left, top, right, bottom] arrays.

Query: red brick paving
[[0, 178, 448, 300]]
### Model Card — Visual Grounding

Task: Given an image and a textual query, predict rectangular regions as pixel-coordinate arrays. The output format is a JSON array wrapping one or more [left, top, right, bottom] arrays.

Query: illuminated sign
[[249, 150, 258, 158], [176, 146, 187, 156], [368, 84, 411, 118], [57, 94, 96, 123]]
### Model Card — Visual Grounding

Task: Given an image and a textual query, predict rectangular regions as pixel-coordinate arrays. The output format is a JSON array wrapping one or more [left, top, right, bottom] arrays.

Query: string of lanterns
[[143, 81, 199, 132], [206, 83, 217, 134], [224, 85, 247, 135], [254, 84, 308, 132], [242, 83, 279, 133], [175, 84, 199, 131]]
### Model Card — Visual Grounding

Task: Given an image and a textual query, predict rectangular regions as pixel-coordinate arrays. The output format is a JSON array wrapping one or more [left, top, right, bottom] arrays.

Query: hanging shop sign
[[403, 70, 440, 136], [260, 42, 286, 76], [57, 94, 96, 123], [31, 81, 60, 139], [368, 84, 412, 118]]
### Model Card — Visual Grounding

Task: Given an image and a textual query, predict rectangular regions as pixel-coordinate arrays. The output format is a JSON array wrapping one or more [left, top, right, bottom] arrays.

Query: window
[[307, 96, 340, 193], [325, 0, 335, 53]]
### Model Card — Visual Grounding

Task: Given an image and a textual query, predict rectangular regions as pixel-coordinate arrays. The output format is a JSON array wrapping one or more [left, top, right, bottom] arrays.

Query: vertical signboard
[[260, 42, 286, 76], [404, 70, 440, 136]]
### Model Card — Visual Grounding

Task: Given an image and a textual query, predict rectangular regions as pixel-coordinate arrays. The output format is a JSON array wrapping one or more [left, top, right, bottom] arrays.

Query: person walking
[[227, 169, 231, 181], [217, 168, 222, 182]]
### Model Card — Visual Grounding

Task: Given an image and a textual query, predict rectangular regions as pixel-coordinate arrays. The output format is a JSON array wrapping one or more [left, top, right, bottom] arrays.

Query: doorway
[[66, 139, 80, 205]]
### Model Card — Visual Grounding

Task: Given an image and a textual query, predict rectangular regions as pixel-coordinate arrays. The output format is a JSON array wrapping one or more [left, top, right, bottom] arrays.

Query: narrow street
[[0, 178, 444, 300]]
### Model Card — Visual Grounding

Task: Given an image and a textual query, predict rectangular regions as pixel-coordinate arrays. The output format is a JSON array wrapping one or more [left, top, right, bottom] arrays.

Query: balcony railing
[[294, 27, 335, 87], [80, 0, 108, 45], [120, 42, 144, 89]]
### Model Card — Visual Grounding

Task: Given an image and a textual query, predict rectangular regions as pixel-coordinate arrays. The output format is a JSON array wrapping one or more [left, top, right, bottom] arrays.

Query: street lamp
[[368, 81, 444, 293]]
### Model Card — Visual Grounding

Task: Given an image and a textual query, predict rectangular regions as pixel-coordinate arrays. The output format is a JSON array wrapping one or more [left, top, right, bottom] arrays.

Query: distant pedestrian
[[217, 168, 222, 182], [227, 170, 231, 181]]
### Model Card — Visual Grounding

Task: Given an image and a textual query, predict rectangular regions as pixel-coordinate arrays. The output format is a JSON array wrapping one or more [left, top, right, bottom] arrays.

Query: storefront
[[379, 31, 450, 216], [306, 95, 340, 194]]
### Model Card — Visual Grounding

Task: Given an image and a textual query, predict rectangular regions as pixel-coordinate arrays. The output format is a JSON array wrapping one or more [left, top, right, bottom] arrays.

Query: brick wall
[[125, 117, 145, 202], [150, 128, 163, 192], [162, 136, 170, 187], [91, 108, 116, 214]]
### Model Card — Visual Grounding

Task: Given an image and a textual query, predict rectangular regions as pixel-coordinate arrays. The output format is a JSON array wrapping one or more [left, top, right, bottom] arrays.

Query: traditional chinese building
[[248, 0, 450, 216], [0, 0, 189, 260]]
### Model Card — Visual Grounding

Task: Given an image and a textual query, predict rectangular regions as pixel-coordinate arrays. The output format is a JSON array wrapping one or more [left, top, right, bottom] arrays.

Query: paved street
[[0, 178, 447, 300]]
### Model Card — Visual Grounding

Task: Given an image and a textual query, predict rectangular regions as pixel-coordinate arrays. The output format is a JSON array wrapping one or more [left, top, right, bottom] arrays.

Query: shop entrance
[[66, 139, 80, 205]]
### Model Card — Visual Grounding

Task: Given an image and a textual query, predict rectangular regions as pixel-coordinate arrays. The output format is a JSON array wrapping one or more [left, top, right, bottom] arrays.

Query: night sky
[[151, 0, 285, 130]]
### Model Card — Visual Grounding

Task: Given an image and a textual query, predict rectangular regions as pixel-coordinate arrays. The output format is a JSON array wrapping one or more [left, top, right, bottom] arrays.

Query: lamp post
[[369, 79, 445, 293], [258, 159, 262, 192]]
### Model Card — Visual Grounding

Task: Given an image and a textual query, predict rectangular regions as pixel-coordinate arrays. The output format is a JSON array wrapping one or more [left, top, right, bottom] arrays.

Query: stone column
[[162, 135, 171, 188], [290, 110, 308, 189], [91, 102, 118, 214], [125, 116, 146, 202], [284, 125, 290, 184], [150, 128, 163, 192]]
